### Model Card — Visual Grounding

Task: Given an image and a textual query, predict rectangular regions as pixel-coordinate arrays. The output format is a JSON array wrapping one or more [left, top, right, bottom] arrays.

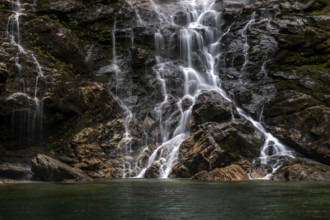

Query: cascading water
[[105, 20, 136, 178], [6, 0, 46, 145], [133, 0, 294, 179], [7, 0, 25, 91], [240, 11, 255, 75]]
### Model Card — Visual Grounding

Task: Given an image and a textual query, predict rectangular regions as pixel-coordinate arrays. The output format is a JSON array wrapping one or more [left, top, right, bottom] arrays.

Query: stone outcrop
[[0, 162, 33, 180], [171, 91, 264, 178], [271, 158, 330, 181], [192, 163, 249, 181], [31, 154, 93, 182]]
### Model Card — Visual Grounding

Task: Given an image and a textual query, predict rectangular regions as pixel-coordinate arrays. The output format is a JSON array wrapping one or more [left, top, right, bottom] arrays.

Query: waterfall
[[133, 0, 294, 179], [106, 20, 137, 178], [6, 0, 45, 145], [240, 11, 255, 75]]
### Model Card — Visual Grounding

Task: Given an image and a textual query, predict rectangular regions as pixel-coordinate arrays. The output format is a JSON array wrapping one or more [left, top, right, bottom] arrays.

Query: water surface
[[0, 179, 329, 220]]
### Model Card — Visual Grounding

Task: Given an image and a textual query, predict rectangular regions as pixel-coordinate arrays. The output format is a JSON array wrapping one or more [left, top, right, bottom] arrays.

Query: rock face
[[31, 154, 93, 182], [0, 162, 33, 180], [271, 158, 330, 181], [193, 164, 249, 181], [0, 0, 329, 181]]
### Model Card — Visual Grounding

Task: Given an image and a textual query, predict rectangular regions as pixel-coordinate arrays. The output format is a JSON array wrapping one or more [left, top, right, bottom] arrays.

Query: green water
[[0, 179, 329, 220]]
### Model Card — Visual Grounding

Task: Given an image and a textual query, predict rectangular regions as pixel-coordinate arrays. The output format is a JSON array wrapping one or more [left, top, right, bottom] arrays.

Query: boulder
[[192, 164, 249, 181], [31, 154, 93, 182], [144, 162, 161, 178], [171, 121, 264, 178], [192, 91, 236, 125], [271, 157, 330, 181], [264, 103, 330, 165], [0, 162, 33, 180]]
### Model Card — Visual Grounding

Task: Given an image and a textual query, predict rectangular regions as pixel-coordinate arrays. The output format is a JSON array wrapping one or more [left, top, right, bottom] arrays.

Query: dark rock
[[0, 162, 33, 179], [0, 92, 35, 117], [265, 104, 330, 165], [25, 16, 90, 74], [271, 157, 330, 181], [0, 146, 5, 160], [192, 91, 237, 125], [31, 154, 93, 182], [174, 11, 189, 26], [36, 0, 82, 13], [131, 47, 156, 68], [171, 163, 191, 178], [0, 62, 8, 83], [263, 91, 320, 118], [144, 162, 161, 178], [249, 161, 273, 179]]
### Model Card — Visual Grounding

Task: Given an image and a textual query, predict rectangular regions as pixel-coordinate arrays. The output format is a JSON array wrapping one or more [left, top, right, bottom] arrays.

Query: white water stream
[[133, 0, 294, 179], [7, 0, 45, 143]]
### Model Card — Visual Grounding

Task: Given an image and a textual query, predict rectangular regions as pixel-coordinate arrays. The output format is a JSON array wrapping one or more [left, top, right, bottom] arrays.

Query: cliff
[[0, 0, 329, 182]]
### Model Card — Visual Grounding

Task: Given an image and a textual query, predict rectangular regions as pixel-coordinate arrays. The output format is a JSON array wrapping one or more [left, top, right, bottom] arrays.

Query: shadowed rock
[[0, 162, 33, 180], [271, 157, 330, 181], [31, 154, 93, 182]]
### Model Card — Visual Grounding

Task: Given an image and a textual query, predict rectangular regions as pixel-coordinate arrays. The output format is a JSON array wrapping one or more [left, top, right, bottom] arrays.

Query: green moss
[[309, 6, 330, 16], [275, 80, 299, 91], [296, 63, 329, 73], [220, 137, 241, 158], [133, 66, 153, 79], [69, 18, 79, 28], [306, 0, 330, 15]]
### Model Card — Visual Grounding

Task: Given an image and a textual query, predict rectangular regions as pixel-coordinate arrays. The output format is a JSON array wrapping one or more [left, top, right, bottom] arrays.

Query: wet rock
[[69, 117, 125, 178], [275, 26, 328, 50], [172, 120, 264, 178], [31, 154, 93, 182], [0, 93, 35, 116], [192, 91, 237, 125], [263, 91, 320, 118], [35, 0, 82, 13], [73, 144, 113, 178], [265, 102, 330, 165], [0, 162, 33, 180], [133, 26, 156, 48], [144, 162, 161, 178], [79, 82, 121, 120], [271, 158, 330, 181], [171, 163, 191, 178], [25, 16, 89, 74], [174, 11, 189, 26], [278, 0, 326, 12], [0, 62, 8, 83], [193, 164, 249, 181], [131, 47, 156, 68], [249, 161, 273, 179]]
